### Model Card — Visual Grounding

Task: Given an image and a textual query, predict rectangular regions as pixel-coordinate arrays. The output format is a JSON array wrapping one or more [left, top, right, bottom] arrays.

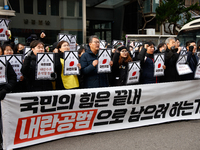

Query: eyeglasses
[[120, 50, 128, 53], [36, 46, 44, 49], [5, 49, 13, 52], [93, 41, 100, 44]]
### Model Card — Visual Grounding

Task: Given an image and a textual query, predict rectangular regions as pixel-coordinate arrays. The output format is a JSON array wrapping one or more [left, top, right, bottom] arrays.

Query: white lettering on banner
[[28, 117, 41, 138], [14, 110, 97, 145], [20, 120, 28, 139], [2, 80, 200, 150]]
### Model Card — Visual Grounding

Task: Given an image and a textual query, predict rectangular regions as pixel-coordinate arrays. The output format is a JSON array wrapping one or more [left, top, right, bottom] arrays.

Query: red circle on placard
[[132, 71, 136, 76], [0, 29, 3, 33], [158, 63, 161, 68], [69, 61, 74, 66], [103, 59, 107, 64]]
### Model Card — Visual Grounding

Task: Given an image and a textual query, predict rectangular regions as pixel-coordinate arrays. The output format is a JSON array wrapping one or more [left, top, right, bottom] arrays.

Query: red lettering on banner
[[14, 109, 97, 144]]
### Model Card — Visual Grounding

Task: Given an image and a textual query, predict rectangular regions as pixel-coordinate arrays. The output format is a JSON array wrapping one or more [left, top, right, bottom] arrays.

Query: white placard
[[6, 55, 23, 81], [129, 41, 134, 47], [36, 53, 54, 80], [64, 51, 79, 75], [195, 60, 200, 78], [0, 19, 10, 41], [126, 61, 140, 84], [180, 47, 187, 56], [197, 52, 200, 58], [97, 49, 111, 73], [112, 40, 124, 48], [177, 54, 187, 64], [69, 35, 77, 51], [135, 42, 143, 47], [76, 45, 80, 51], [100, 40, 106, 49], [23, 46, 31, 58], [176, 55, 192, 75], [0, 56, 7, 84], [154, 53, 165, 76], [59, 34, 77, 51]]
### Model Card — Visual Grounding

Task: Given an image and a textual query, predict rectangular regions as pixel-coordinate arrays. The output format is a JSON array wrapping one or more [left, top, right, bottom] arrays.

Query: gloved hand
[[0, 89, 7, 101], [189, 46, 194, 52]]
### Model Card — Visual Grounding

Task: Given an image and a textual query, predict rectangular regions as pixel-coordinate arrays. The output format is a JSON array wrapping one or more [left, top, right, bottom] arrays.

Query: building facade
[[2, 0, 199, 45]]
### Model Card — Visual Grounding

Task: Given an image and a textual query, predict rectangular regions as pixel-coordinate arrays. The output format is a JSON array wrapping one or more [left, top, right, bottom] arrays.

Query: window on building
[[143, 0, 151, 14], [38, 0, 46, 15], [24, 0, 33, 14], [79, 1, 82, 17], [67, 0, 75, 16], [51, 0, 59, 16], [9, 0, 20, 13], [152, 0, 159, 13]]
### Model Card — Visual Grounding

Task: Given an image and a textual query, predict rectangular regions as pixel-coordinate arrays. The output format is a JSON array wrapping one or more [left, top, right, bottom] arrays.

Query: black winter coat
[[137, 48, 157, 84], [54, 53, 66, 90], [21, 51, 53, 92], [162, 48, 180, 82], [112, 52, 130, 86], [0, 62, 17, 92]]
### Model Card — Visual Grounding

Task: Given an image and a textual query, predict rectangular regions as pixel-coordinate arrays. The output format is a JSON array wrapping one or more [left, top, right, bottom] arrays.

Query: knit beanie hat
[[117, 46, 128, 51]]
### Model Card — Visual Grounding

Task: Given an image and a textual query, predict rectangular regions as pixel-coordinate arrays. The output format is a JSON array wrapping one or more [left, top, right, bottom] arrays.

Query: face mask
[[161, 49, 166, 53], [171, 46, 175, 50]]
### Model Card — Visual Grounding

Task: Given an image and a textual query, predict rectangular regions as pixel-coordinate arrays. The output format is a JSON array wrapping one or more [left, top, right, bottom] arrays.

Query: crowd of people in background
[[0, 31, 199, 101]]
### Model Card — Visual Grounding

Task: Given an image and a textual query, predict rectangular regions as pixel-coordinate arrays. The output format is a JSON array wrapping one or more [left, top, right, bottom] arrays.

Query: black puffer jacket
[[112, 52, 131, 86], [21, 51, 53, 92], [163, 48, 180, 82], [0, 62, 17, 92]]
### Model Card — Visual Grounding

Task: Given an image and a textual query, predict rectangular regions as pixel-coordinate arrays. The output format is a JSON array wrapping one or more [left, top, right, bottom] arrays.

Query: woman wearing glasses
[[21, 40, 53, 92], [111, 46, 133, 86], [2, 44, 14, 55]]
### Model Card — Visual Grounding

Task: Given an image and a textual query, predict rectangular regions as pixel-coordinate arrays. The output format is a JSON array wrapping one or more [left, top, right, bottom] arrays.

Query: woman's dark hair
[[118, 52, 132, 65], [78, 46, 85, 55], [2, 44, 13, 55], [30, 40, 44, 49], [57, 41, 69, 53], [14, 43, 25, 54], [157, 43, 166, 50]]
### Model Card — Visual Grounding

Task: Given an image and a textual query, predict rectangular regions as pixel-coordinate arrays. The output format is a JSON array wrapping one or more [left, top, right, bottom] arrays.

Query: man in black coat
[[162, 37, 181, 82], [182, 40, 199, 80]]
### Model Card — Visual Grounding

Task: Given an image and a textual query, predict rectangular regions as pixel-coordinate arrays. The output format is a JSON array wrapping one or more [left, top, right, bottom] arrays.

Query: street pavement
[[17, 119, 200, 150]]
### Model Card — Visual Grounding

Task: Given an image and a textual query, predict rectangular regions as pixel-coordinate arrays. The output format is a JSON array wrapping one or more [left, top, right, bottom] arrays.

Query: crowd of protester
[[0, 32, 199, 101]]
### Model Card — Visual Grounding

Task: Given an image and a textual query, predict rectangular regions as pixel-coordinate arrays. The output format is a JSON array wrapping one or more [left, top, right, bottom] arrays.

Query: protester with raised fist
[[111, 46, 132, 86], [137, 42, 165, 84], [163, 37, 181, 82], [182, 40, 199, 80]]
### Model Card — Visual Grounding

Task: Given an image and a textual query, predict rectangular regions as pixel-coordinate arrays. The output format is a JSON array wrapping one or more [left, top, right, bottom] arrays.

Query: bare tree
[[138, 0, 156, 34]]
